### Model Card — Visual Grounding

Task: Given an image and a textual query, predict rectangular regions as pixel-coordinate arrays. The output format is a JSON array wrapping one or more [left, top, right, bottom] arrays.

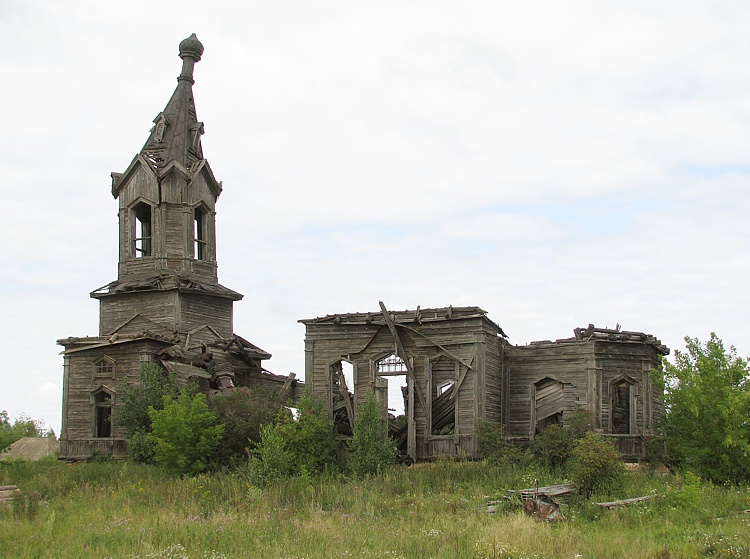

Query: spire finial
[[178, 33, 204, 84]]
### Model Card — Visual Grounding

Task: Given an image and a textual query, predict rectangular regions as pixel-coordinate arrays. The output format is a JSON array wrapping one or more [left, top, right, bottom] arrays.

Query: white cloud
[[2, 1, 750, 433]]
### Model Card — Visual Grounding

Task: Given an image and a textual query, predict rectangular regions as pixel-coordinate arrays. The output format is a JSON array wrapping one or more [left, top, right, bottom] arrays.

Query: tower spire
[[139, 33, 206, 173]]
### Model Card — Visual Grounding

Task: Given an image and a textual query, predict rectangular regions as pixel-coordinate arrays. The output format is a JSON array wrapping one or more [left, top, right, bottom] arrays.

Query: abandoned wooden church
[[57, 35, 302, 460], [58, 36, 668, 462]]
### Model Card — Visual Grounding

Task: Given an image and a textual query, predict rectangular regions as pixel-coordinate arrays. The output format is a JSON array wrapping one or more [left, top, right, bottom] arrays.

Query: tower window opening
[[194, 207, 207, 260], [133, 203, 152, 257]]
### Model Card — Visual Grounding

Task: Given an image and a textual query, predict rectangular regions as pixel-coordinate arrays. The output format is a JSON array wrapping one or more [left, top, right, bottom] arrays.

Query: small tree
[[250, 388, 337, 480], [568, 432, 625, 497], [657, 334, 750, 484], [273, 388, 337, 475], [148, 391, 224, 475], [348, 391, 396, 476], [531, 407, 592, 469], [208, 387, 280, 466], [531, 424, 573, 470], [0, 411, 47, 452], [476, 420, 522, 465], [119, 363, 179, 463]]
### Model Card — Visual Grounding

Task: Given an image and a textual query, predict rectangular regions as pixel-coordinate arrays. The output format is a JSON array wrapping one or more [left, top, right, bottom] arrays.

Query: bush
[[207, 387, 280, 466], [348, 391, 396, 476], [568, 432, 625, 497], [476, 420, 522, 465], [148, 391, 224, 476], [119, 363, 179, 463], [531, 424, 574, 469], [248, 422, 297, 485], [0, 411, 47, 452], [273, 388, 337, 475], [249, 388, 337, 482]]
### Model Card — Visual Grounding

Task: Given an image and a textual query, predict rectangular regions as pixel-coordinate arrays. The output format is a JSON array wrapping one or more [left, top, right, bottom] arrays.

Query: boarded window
[[534, 378, 563, 434]]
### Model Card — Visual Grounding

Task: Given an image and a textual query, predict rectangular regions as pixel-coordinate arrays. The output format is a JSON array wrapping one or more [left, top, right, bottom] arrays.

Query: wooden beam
[[337, 369, 355, 432], [379, 301, 427, 411], [280, 372, 296, 405], [398, 324, 475, 371]]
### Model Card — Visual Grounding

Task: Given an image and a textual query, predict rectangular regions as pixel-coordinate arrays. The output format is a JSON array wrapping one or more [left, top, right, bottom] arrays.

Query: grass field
[[1, 459, 749, 558]]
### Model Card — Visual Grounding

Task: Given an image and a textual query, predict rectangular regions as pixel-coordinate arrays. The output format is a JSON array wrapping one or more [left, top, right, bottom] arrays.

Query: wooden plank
[[337, 369, 355, 432], [595, 495, 659, 509]]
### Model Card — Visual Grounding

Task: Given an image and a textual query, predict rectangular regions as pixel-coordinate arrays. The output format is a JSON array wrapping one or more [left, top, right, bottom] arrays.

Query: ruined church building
[[58, 36, 668, 462]]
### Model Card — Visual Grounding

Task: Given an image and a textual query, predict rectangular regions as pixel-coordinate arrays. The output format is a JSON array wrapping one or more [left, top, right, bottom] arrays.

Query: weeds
[[0, 460, 749, 558]]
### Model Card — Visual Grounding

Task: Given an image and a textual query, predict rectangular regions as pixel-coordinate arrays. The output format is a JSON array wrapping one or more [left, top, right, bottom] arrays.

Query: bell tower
[[92, 34, 242, 339]]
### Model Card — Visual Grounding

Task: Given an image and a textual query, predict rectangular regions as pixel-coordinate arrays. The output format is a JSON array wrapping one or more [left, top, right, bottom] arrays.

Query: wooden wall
[[302, 312, 505, 460], [60, 339, 168, 460]]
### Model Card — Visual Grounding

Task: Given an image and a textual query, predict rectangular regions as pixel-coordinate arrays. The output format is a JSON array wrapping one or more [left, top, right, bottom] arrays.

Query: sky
[[2, 1, 749, 435]]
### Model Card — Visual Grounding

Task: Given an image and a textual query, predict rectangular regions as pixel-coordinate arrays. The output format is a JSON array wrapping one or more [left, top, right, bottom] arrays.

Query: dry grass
[[1, 459, 749, 558]]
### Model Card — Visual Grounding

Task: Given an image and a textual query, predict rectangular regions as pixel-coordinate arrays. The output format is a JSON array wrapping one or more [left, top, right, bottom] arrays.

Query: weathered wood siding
[[178, 293, 233, 338], [301, 311, 504, 460], [99, 291, 178, 336], [60, 339, 167, 460], [505, 342, 589, 439]]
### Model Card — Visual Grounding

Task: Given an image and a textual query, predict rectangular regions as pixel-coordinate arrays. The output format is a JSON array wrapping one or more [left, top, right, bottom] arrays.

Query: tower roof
[[140, 33, 206, 173]]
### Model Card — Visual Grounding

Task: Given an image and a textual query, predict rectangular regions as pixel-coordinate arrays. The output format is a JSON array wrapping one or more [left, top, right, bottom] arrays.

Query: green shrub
[[348, 391, 396, 477], [248, 422, 296, 485], [207, 387, 280, 466], [531, 424, 574, 469], [148, 391, 224, 476], [568, 432, 625, 497], [476, 420, 522, 465], [0, 410, 47, 452], [274, 388, 338, 475], [118, 363, 179, 463], [249, 388, 337, 481]]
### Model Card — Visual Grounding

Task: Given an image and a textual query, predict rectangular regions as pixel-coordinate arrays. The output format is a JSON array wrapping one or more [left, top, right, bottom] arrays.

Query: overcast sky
[[2, 1, 749, 434]]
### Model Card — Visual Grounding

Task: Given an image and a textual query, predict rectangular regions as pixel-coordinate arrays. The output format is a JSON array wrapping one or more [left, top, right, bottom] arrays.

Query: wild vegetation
[[2, 458, 749, 558], [0, 411, 52, 453], [2, 334, 748, 557]]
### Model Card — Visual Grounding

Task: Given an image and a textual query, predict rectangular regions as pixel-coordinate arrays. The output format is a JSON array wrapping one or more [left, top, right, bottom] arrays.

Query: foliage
[[348, 391, 396, 476], [207, 387, 280, 466], [271, 387, 338, 475], [531, 407, 592, 469], [118, 363, 179, 463], [568, 432, 625, 497], [3, 459, 750, 559], [249, 388, 337, 483], [0, 410, 48, 452], [148, 391, 224, 476], [476, 420, 522, 465], [657, 333, 750, 484], [531, 424, 573, 469], [247, 422, 296, 485]]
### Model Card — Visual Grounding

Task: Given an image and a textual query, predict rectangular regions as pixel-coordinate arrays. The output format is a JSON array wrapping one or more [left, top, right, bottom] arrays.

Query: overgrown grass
[[1, 458, 749, 558]]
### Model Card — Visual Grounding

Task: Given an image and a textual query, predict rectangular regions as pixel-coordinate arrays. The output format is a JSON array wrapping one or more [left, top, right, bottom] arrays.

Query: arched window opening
[[534, 378, 564, 435], [133, 203, 152, 257], [94, 391, 112, 438], [330, 360, 355, 436], [376, 354, 408, 454], [611, 381, 632, 434], [194, 207, 207, 260]]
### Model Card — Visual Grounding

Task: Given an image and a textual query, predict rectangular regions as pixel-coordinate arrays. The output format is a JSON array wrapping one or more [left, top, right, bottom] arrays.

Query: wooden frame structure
[[301, 305, 668, 461]]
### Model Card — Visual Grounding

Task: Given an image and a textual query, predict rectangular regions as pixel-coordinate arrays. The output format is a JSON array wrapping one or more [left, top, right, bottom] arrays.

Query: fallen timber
[[0, 485, 21, 503], [504, 483, 577, 500], [595, 494, 660, 509]]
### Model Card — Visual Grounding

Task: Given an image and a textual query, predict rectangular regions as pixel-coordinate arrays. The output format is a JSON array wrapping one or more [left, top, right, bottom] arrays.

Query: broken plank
[[595, 494, 660, 509]]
